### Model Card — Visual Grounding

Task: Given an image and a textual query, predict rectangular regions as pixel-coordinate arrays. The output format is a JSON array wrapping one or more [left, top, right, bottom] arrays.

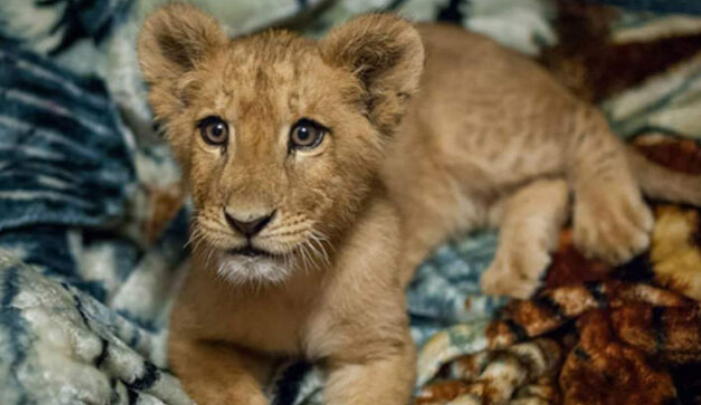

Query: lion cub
[[138, 3, 701, 404]]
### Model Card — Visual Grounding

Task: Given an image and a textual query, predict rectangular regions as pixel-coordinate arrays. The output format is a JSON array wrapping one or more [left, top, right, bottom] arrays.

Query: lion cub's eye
[[290, 119, 326, 150], [198, 116, 229, 146]]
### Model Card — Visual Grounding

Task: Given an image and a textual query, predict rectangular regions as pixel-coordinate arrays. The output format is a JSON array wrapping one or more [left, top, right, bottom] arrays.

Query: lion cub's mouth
[[227, 246, 274, 258]]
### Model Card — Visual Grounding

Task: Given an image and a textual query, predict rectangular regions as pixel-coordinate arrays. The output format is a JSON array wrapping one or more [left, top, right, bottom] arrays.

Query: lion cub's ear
[[138, 3, 229, 117], [321, 14, 425, 135]]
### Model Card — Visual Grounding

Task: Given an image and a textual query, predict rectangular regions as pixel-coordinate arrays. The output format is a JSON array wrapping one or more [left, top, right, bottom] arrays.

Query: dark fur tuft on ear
[[138, 2, 229, 84], [321, 14, 425, 135]]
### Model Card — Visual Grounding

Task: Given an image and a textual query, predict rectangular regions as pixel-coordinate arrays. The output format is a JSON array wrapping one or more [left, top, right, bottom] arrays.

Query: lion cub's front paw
[[481, 245, 551, 299], [574, 184, 654, 264]]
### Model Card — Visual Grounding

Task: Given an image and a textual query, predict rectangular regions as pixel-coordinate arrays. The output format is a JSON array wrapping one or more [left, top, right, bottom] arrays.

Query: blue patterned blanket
[[1, 1, 701, 404]]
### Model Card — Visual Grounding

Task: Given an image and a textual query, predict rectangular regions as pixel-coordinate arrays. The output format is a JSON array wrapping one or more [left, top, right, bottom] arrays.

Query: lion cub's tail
[[627, 146, 701, 205]]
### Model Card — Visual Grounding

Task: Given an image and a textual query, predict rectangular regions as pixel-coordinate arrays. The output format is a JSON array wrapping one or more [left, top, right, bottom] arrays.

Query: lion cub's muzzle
[[222, 208, 276, 257]]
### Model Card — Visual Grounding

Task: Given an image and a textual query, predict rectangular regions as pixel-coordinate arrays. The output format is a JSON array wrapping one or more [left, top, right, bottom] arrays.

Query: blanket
[[1, 1, 701, 404]]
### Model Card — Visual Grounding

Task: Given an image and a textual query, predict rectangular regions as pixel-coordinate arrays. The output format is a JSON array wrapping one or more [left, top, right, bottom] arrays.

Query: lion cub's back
[[383, 24, 582, 216], [412, 22, 578, 140], [416, 23, 569, 95]]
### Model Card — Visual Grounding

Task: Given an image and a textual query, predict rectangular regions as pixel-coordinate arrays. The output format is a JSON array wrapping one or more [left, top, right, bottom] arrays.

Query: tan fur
[[138, 4, 701, 404]]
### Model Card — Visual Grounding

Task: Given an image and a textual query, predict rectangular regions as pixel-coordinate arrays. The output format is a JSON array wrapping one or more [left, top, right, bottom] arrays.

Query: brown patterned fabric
[[542, 2, 701, 103]]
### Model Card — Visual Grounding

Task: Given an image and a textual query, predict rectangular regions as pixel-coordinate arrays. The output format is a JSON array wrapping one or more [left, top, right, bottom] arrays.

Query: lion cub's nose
[[224, 210, 275, 237]]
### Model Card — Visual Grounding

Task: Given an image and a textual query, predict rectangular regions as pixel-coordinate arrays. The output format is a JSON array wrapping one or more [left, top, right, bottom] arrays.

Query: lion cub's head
[[138, 3, 424, 283]]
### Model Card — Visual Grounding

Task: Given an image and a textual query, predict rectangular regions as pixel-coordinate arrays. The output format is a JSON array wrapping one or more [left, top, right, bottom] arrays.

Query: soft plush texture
[[1, 1, 701, 404]]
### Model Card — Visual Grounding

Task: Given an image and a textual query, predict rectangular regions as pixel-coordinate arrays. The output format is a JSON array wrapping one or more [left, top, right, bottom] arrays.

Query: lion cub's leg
[[399, 207, 466, 288], [323, 336, 416, 405], [569, 108, 654, 264], [169, 337, 273, 405], [396, 177, 487, 288], [481, 179, 570, 298]]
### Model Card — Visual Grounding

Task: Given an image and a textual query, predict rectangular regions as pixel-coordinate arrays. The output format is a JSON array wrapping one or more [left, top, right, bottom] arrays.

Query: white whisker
[[309, 229, 331, 268]]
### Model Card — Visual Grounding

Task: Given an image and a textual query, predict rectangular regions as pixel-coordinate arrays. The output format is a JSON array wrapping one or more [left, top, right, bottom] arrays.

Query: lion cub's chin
[[215, 252, 291, 285]]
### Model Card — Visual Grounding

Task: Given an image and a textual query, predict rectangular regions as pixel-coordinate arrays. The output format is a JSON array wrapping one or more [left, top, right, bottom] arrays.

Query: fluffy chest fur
[[170, 196, 404, 359]]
